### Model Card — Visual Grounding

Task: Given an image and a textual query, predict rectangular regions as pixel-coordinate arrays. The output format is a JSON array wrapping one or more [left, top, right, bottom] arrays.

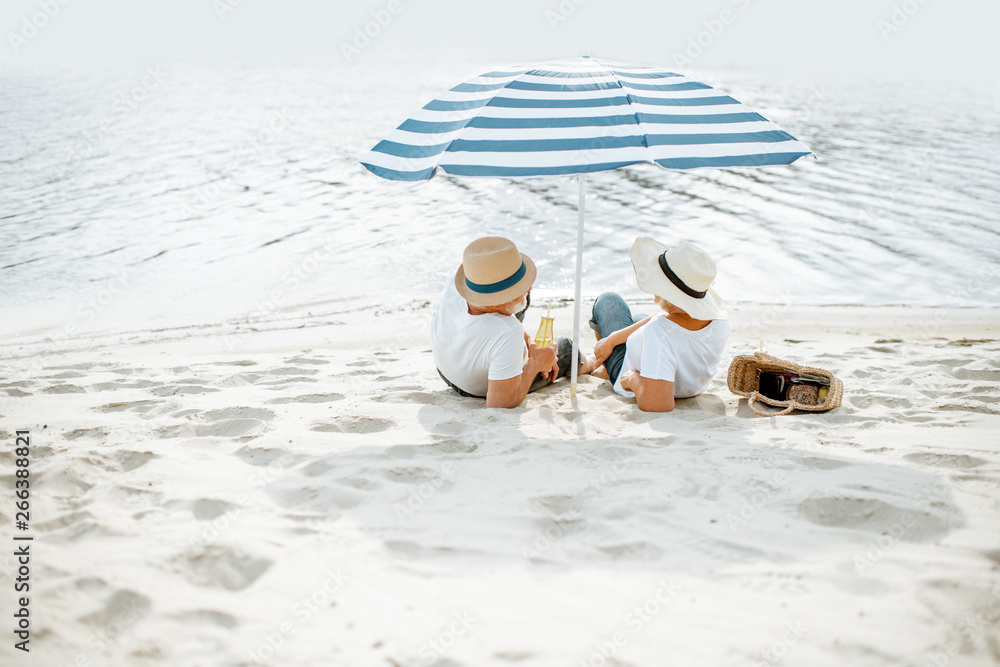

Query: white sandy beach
[[3, 0, 999, 664], [2, 302, 999, 666]]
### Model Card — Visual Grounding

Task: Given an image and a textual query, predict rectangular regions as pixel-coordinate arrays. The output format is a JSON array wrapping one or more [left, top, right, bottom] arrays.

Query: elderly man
[[432, 236, 593, 408]]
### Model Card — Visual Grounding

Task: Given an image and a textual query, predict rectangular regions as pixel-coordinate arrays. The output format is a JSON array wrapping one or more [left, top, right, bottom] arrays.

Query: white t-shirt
[[431, 281, 528, 397], [613, 314, 732, 399]]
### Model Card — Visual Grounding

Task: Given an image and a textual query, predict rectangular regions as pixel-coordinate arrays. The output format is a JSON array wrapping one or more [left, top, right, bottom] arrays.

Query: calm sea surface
[[2, 55, 998, 339]]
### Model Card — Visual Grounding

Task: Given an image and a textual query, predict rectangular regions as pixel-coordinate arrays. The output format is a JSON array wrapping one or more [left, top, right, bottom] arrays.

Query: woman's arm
[[593, 316, 652, 366], [620, 370, 675, 412]]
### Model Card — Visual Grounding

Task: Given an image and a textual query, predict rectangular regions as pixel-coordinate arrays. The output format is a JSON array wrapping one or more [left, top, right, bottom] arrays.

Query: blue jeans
[[589, 292, 646, 385]]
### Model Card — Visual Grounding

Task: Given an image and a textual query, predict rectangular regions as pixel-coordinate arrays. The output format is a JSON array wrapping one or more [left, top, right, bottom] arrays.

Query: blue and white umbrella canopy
[[361, 56, 813, 397], [361, 56, 812, 181]]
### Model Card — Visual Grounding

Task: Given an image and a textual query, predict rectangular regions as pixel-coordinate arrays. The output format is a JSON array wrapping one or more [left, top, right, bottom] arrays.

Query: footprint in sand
[[797, 496, 956, 542], [35, 509, 98, 534], [298, 459, 337, 477], [112, 450, 157, 472], [263, 367, 320, 376], [203, 407, 275, 421], [312, 416, 394, 434], [531, 494, 582, 516], [0, 443, 55, 465], [385, 440, 478, 457], [334, 476, 383, 492], [80, 449, 158, 478], [426, 421, 474, 438], [373, 391, 440, 404], [495, 652, 536, 662], [851, 394, 912, 410], [286, 356, 331, 366], [383, 466, 450, 484], [150, 385, 220, 397], [216, 374, 262, 387], [80, 589, 151, 627], [794, 456, 852, 471], [63, 427, 107, 440], [74, 576, 109, 594], [37, 460, 103, 498], [0, 380, 35, 389], [163, 498, 240, 521], [198, 419, 269, 437], [173, 609, 238, 629], [902, 452, 986, 469], [597, 542, 665, 560], [181, 545, 272, 591], [935, 401, 999, 415], [265, 478, 363, 512], [154, 421, 254, 439], [529, 514, 587, 554], [260, 377, 320, 388], [44, 362, 107, 371], [383, 384, 426, 392], [268, 393, 345, 405], [172, 376, 214, 386], [382, 541, 440, 558], [90, 379, 159, 391], [233, 445, 304, 469], [155, 407, 275, 439], [932, 364, 998, 381], [45, 370, 86, 379], [94, 400, 161, 414]]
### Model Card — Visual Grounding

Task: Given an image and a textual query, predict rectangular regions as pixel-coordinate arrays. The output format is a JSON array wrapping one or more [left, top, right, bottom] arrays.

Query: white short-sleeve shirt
[[613, 314, 732, 399], [431, 281, 528, 397]]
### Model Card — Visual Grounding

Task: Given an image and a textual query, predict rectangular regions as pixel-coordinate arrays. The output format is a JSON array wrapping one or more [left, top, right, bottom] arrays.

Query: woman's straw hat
[[455, 236, 537, 307], [630, 237, 725, 320]]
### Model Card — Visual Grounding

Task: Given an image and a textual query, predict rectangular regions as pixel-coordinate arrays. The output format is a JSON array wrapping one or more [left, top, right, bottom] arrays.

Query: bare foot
[[592, 365, 609, 380], [578, 353, 598, 376]]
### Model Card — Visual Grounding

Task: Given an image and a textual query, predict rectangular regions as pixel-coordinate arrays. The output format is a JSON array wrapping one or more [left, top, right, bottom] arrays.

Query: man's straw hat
[[630, 238, 725, 320], [455, 236, 536, 307]]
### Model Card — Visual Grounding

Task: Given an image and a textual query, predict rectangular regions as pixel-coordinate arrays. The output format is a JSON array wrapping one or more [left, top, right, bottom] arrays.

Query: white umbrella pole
[[570, 175, 586, 398]]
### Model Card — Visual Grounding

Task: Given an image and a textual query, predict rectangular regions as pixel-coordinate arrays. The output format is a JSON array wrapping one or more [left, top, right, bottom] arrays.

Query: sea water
[[1, 55, 998, 340]]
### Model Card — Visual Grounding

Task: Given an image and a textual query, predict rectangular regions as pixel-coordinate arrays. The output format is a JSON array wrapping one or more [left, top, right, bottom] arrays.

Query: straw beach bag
[[727, 351, 844, 416]]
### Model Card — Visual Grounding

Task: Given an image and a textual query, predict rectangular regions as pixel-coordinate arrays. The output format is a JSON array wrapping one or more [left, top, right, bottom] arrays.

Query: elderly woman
[[589, 238, 732, 412]]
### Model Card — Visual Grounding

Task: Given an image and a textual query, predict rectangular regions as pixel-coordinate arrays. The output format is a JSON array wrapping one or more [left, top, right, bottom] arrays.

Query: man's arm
[[486, 343, 557, 409], [620, 370, 675, 412], [524, 329, 559, 381]]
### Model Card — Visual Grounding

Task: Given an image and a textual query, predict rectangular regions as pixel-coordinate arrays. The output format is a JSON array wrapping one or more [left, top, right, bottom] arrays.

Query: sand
[[2, 301, 999, 666]]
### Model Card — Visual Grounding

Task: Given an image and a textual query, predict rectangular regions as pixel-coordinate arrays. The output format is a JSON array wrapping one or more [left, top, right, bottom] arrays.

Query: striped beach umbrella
[[361, 56, 812, 395]]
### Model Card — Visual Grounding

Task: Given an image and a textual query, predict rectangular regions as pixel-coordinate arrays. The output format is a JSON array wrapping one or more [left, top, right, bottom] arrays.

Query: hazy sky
[[1, 0, 997, 81]]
